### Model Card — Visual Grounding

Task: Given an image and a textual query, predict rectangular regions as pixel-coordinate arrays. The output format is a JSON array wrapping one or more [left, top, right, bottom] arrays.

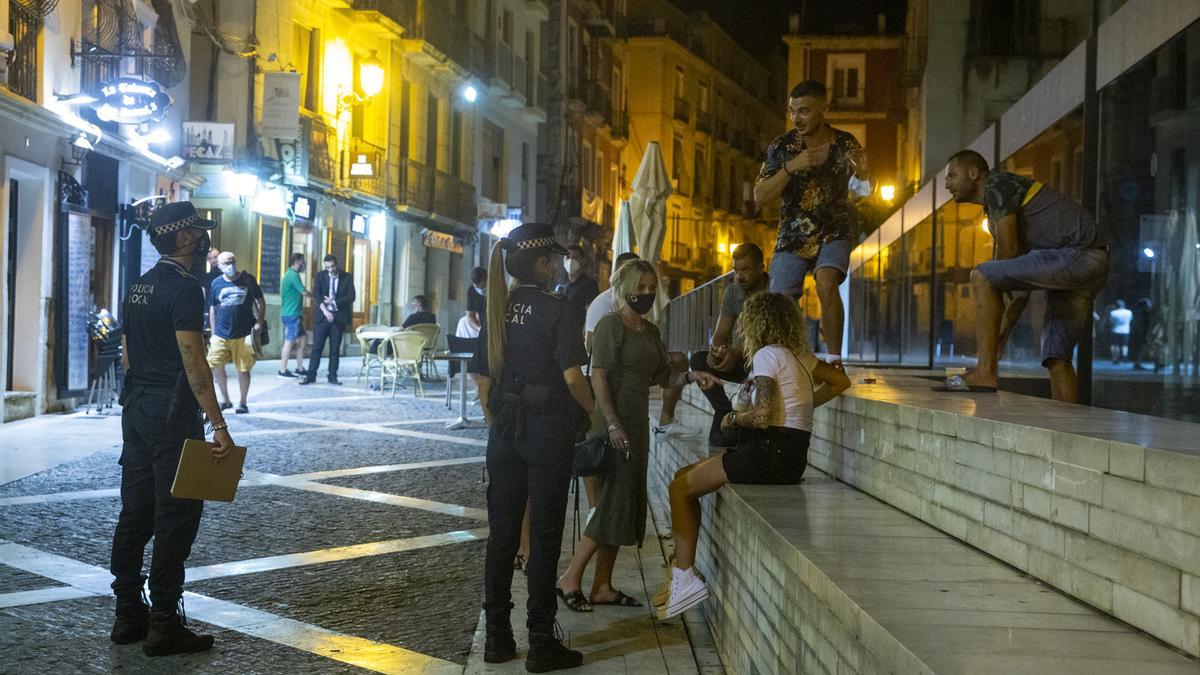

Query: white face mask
[[220, 262, 236, 277], [564, 258, 581, 276]]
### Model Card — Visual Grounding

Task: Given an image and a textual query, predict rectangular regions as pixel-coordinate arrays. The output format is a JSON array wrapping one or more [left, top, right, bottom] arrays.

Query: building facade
[[0, 0, 549, 424], [0, 0, 196, 423]]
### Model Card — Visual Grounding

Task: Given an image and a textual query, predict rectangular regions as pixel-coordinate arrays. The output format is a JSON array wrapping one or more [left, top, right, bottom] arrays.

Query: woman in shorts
[[655, 291, 851, 619]]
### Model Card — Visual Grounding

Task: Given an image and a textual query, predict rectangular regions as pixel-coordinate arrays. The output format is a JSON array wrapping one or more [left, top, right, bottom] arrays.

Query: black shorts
[[721, 426, 811, 485]]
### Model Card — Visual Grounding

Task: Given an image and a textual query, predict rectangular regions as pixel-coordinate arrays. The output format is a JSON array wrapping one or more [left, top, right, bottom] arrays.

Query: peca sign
[[93, 77, 171, 124]]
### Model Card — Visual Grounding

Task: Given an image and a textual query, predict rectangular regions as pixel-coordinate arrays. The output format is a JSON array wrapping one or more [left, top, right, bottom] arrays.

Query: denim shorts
[[281, 315, 306, 341], [976, 248, 1109, 365], [768, 238, 854, 297]]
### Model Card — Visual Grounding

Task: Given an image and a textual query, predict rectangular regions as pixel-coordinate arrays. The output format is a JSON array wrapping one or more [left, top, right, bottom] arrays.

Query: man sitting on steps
[[689, 243, 770, 446]]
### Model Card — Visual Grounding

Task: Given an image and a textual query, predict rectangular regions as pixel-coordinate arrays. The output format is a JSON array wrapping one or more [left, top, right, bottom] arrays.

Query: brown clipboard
[[170, 439, 247, 502]]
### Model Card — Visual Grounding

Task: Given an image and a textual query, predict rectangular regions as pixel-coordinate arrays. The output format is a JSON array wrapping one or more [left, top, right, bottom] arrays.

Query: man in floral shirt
[[754, 80, 869, 360]]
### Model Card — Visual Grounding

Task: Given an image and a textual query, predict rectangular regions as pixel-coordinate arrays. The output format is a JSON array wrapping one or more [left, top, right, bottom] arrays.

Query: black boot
[[525, 630, 582, 672], [110, 598, 149, 644], [484, 618, 517, 664], [142, 609, 215, 657]]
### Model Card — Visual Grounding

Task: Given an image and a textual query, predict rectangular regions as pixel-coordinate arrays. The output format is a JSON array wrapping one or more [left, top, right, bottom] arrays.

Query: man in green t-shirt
[[279, 253, 310, 378]]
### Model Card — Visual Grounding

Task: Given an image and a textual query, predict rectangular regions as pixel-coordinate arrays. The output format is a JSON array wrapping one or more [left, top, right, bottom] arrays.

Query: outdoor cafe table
[[433, 351, 485, 430]]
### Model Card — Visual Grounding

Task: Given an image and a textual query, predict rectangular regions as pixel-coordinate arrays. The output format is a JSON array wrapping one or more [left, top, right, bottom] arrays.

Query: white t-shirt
[[584, 288, 619, 335], [744, 345, 818, 432], [455, 315, 480, 338], [1109, 308, 1132, 335]]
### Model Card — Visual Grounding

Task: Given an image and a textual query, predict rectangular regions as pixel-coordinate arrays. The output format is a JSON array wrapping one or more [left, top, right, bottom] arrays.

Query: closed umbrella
[[629, 141, 673, 321], [612, 200, 636, 275]]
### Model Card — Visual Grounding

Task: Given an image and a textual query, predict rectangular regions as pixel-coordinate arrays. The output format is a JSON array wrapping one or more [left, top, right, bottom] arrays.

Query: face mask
[[220, 262, 237, 277], [564, 258, 581, 276], [626, 292, 656, 315]]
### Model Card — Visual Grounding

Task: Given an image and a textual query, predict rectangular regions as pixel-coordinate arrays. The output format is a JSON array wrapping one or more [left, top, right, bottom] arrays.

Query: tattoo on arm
[[737, 375, 779, 429]]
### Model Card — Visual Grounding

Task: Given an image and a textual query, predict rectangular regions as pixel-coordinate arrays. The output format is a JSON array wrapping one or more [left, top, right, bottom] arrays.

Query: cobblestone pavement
[[0, 374, 491, 673]]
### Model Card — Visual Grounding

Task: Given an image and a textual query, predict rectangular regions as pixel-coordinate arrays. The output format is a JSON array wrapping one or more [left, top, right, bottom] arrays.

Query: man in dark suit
[[300, 254, 355, 385]]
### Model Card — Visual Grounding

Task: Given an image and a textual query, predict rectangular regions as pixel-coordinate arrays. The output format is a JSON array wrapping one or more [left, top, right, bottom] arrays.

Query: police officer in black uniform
[[470, 223, 596, 672], [109, 202, 238, 656]]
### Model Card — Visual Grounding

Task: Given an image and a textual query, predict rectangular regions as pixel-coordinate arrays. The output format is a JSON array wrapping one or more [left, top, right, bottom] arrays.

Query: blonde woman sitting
[[656, 292, 851, 620]]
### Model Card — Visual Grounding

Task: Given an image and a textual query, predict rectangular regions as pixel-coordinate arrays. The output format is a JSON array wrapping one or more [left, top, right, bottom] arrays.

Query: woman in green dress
[[556, 260, 719, 611]]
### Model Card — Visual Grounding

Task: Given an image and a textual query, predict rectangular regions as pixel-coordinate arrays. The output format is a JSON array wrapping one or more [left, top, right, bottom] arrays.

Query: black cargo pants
[[110, 385, 204, 611], [483, 409, 574, 634]]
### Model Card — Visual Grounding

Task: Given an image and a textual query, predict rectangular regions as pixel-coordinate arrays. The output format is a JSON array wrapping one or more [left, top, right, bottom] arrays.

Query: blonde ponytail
[[485, 240, 508, 381]]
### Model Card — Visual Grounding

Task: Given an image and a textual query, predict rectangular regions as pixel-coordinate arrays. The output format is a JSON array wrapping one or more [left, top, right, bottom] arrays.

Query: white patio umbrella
[[611, 200, 636, 275], [628, 141, 673, 322]]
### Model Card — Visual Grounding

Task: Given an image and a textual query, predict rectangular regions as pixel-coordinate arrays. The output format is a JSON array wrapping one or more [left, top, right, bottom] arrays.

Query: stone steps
[[652, 381, 1200, 672]]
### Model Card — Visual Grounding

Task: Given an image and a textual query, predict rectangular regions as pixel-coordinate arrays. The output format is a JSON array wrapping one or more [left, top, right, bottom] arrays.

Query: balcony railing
[[513, 55, 528, 100], [611, 109, 629, 139], [674, 97, 690, 123], [306, 115, 337, 185], [348, 138, 386, 197], [585, 80, 611, 119], [396, 158, 435, 213], [434, 170, 477, 226], [495, 41, 514, 88], [696, 109, 712, 135], [5, 4, 40, 102]]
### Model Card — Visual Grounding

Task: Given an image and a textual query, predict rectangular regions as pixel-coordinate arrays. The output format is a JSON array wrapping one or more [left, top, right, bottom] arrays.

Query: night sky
[[672, 0, 908, 62]]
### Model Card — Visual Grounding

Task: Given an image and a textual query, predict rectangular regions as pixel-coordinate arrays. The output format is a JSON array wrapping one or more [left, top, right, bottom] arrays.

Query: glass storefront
[[1095, 20, 1200, 421]]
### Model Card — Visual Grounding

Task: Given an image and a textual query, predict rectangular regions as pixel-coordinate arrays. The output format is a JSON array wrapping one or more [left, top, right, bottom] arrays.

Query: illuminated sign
[[422, 229, 464, 254], [349, 152, 376, 177], [93, 78, 171, 124], [351, 212, 368, 235], [291, 195, 314, 221], [183, 122, 234, 160]]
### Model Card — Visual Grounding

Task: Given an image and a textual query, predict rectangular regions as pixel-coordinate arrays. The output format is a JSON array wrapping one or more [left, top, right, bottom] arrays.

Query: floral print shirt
[[759, 125, 862, 258]]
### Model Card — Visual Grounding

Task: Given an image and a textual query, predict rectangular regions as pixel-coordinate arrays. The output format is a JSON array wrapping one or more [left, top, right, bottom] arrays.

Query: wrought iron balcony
[[673, 97, 690, 124], [434, 170, 477, 226], [348, 138, 386, 197], [396, 158, 435, 213], [696, 110, 712, 135], [305, 115, 338, 185], [5, 4, 40, 102]]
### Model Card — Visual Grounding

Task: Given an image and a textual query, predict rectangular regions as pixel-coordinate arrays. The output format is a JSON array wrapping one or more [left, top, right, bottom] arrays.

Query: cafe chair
[[381, 331, 425, 398], [355, 324, 396, 385], [407, 323, 442, 381]]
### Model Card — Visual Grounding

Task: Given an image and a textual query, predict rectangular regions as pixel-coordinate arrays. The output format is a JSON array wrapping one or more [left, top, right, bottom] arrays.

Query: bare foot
[[962, 368, 998, 389], [556, 574, 581, 594]]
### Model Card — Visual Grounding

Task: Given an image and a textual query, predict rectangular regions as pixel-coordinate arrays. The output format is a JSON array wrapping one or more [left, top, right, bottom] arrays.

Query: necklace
[[619, 310, 645, 333]]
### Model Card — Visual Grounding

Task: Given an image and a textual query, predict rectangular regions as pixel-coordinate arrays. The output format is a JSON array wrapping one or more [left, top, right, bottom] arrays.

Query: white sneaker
[[653, 421, 703, 438], [652, 561, 704, 606], [656, 567, 708, 620]]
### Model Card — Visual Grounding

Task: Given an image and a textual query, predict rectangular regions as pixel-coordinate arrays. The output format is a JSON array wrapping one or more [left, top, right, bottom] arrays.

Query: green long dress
[[584, 313, 672, 547]]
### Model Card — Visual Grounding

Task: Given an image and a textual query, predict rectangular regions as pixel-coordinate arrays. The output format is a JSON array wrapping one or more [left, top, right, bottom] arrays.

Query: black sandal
[[589, 590, 643, 607], [556, 588, 593, 612]]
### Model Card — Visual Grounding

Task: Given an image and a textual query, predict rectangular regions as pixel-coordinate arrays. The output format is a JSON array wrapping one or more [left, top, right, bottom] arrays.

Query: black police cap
[[148, 201, 218, 238], [502, 222, 568, 256]]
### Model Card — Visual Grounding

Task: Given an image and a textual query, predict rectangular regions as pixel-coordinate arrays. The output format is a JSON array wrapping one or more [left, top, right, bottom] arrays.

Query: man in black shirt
[[111, 201, 236, 656], [402, 294, 438, 328], [562, 244, 599, 310]]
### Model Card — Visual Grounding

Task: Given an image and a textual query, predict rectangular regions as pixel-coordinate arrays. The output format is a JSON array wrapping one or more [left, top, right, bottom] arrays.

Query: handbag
[[573, 436, 612, 477]]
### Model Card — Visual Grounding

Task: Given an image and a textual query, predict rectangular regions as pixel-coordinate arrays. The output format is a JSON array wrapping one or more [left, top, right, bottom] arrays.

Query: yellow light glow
[[323, 39, 353, 115], [981, 217, 990, 234], [717, 242, 728, 253], [880, 184, 896, 202], [360, 51, 385, 99]]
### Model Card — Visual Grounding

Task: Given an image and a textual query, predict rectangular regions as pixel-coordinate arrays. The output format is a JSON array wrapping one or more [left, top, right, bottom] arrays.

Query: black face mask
[[626, 292, 656, 315], [171, 230, 210, 267]]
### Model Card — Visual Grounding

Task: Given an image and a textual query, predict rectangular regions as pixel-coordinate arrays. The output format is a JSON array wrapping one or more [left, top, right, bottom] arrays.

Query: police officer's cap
[[148, 201, 218, 238], [501, 222, 568, 256]]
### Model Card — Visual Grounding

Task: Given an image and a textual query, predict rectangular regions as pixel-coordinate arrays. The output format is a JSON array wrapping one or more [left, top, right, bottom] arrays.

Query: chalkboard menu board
[[258, 222, 284, 294], [329, 232, 348, 270], [64, 212, 94, 393]]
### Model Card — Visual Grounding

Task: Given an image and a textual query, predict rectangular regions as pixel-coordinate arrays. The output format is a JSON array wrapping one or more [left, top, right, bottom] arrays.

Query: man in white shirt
[[1108, 299, 1133, 364]]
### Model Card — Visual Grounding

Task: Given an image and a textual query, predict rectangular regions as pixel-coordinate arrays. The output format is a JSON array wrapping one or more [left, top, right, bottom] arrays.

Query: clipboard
[[170, 439, 247, 502]]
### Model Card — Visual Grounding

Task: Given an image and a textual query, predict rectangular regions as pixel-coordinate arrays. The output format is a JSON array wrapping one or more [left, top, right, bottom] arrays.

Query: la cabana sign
[[93, 78, 172, 124]]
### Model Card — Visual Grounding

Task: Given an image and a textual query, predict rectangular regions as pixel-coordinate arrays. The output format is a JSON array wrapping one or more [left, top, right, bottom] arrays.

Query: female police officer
[[469, 222, 595, 672]]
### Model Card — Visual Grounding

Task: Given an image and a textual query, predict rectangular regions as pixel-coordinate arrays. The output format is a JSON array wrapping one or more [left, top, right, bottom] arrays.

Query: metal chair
[[406, 323, 442, 381], [381, 331, 426, 398], [444, 335, 478, 408], [355, 324, 397, 385]]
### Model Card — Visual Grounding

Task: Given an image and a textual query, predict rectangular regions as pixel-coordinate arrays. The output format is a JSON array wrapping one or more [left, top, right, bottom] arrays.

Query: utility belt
[[490, 375, 582, 441], [120, 372, 201, 428]]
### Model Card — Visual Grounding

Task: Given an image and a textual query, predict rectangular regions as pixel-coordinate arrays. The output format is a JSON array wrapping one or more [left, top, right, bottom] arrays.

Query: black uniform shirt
[[469, 285, 588, 388], [564, 274, 599, 310], [123, 260, 204, 387]]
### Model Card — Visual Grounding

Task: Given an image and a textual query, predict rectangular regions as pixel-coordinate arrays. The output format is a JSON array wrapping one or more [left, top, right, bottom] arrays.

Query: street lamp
[[359, 51, 385, 99], [461, 84, 479, 103], [879, 184, 895, 202]]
